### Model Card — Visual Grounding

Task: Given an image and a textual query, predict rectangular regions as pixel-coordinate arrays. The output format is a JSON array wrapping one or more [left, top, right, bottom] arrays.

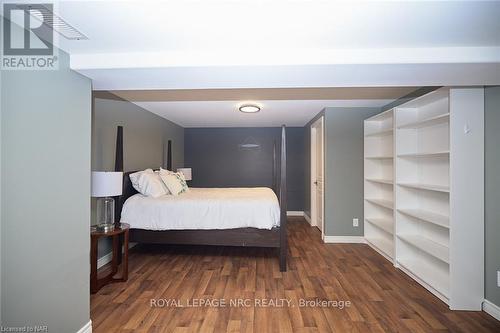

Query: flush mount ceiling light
[[239, 104, 261, 113]]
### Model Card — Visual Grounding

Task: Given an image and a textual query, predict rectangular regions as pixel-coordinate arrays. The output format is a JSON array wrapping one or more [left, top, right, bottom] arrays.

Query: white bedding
[[120, 187, 280, 230]]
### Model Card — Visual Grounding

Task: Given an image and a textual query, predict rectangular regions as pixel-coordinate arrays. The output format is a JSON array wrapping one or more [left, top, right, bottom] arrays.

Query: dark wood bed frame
[[114, 125, 288, 271]]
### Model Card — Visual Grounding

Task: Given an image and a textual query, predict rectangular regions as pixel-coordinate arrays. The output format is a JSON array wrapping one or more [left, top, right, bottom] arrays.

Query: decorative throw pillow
[[129, 168, 169, 198], [159, 169, 189, 196]]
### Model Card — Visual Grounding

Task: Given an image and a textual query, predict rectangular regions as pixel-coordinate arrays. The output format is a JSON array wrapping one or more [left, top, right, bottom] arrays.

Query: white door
[[311, 117, 325, 235]]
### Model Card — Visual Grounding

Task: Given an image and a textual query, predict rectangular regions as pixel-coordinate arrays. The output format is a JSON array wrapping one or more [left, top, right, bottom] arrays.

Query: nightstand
[[90, 223, 130, 294]]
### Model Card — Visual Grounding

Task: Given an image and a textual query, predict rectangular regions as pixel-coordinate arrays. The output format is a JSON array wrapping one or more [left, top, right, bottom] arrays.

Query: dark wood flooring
[[90, 217, 500, 332]]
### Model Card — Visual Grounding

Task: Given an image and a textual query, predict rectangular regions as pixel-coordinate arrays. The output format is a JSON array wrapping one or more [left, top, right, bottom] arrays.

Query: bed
[[114, 125, 288, 271], [121, 187, 280, 230]]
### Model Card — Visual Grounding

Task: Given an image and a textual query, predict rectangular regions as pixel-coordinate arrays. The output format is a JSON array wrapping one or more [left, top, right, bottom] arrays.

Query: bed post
[[115, 126, 124, 225], [167, 140, 172, 170], [272, 141, 277, 194], [115, 126, 124, 173], [115, 126, 124, 264], [279, 125, 287, 272]]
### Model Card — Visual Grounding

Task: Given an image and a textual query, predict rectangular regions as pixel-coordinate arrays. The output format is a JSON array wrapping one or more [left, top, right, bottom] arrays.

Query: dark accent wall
[[184, 127, 305, 211]]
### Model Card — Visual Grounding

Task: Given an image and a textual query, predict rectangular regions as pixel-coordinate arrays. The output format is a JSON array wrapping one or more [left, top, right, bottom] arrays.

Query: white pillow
[[159, 169, 189, 196], [129, 169, 169, 198]]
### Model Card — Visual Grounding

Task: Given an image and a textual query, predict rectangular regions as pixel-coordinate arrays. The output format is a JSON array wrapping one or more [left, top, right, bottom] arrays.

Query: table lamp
[[91, 171, 123, 232]]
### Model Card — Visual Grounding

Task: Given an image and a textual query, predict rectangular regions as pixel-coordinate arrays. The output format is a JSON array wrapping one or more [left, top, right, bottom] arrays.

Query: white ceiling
[[132, 99, 394, 128], [59, 1, 500, 53], [102, 87, 415, 127], [45, 0, 500, 89], [11, 0, 498, 126]]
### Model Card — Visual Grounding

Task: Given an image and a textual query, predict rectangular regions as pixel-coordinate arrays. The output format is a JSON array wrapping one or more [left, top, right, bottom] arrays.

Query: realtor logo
[[1, 3, 58, 70]]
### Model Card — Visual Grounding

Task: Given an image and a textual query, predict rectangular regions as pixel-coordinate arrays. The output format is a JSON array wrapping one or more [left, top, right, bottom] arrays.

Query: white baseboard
[[323, 236, 366, 244], [303, 212, 312, 224], [97, 243, 137, 269], [287, 211, 304, 216], [483, 299, 500, 321], [76, 320, 92, 333]]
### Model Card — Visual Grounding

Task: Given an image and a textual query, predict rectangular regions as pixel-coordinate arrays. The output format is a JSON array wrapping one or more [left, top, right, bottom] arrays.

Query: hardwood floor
[[91, 217, 500, 332]]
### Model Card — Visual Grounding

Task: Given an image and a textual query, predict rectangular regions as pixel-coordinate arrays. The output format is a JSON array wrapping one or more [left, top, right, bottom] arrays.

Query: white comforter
[[120, 187, 280, 230]]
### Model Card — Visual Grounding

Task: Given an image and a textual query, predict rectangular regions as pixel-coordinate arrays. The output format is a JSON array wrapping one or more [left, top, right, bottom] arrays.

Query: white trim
[[76, 320, 92, 333], [97, 252, 113, 269], [287, 211, 304, 217], [483, 300, 500, 322], [303, 212, 312, 225], [319, 117, 325, 237], [97, 243, 137, 269], [310, 116, 325, 240], [311, 123, 317, 228], [323, 236, 366, 244]]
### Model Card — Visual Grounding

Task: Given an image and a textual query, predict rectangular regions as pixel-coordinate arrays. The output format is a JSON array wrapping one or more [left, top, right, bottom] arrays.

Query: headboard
[[116, 171, 138, 222]]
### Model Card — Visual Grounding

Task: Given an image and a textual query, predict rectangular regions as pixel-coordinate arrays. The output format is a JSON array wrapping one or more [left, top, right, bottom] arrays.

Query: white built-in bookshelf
[[364, 87, 484, 311], [364, 109, 395, 261]]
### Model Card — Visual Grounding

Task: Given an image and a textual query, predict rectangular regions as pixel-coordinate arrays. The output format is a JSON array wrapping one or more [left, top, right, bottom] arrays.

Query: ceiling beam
[[77, 63, 500, 91]]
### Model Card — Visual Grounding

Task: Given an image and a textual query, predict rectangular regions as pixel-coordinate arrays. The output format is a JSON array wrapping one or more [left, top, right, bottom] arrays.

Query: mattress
[[120, 187, 281, 230]]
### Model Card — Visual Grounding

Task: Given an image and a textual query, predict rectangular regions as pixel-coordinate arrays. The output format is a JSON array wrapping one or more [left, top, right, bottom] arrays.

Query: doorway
[[310, 116, 325, 239]]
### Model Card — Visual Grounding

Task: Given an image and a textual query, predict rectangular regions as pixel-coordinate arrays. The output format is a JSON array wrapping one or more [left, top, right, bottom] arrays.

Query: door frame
[[310, 116, 325, 240]]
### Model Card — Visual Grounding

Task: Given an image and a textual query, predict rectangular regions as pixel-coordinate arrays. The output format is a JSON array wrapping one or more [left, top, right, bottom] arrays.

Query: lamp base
[[96, 197, 115, 232], [96, 223, 115, 232]]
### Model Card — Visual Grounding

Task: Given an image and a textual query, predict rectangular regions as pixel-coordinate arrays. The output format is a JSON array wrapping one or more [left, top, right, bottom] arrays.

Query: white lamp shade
[[177, 168, 192, 181], [91, 172, 123, 197]]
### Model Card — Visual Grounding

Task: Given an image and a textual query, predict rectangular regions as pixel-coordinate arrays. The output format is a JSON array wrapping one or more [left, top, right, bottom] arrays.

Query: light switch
[[353, 218, 359, 227]]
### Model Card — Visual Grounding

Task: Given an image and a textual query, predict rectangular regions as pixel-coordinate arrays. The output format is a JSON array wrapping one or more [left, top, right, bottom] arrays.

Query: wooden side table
[[90, 223, 130, 294]]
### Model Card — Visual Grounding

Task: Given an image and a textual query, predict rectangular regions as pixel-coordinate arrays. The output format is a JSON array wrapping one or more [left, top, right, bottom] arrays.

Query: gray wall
[[1, 51, 91, 332], [0, 68, 2, 324], [92, 96, 184, 172], [485, 86, 500, 308], [322, 107, 380, 236], [92, 95, 185, 258], [184, 127, 306, 211]]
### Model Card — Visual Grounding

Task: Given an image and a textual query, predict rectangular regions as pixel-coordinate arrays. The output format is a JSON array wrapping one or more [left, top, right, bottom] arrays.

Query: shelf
[[397, 208, 449, 229], [366, 237, 394, 259], [398, 234, 449, 264], [398, 113, 450, 129], [365, 155, 393, 160], [365, 217, 393, 235], [398, 151, 449, 158], [386, 88, 486, 310], [365, 198, 394, 210], [397, 258, 449, 299], [365, 128, 393, 137], [398, 182, 449, 193], [366, 178, 393, 185]]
